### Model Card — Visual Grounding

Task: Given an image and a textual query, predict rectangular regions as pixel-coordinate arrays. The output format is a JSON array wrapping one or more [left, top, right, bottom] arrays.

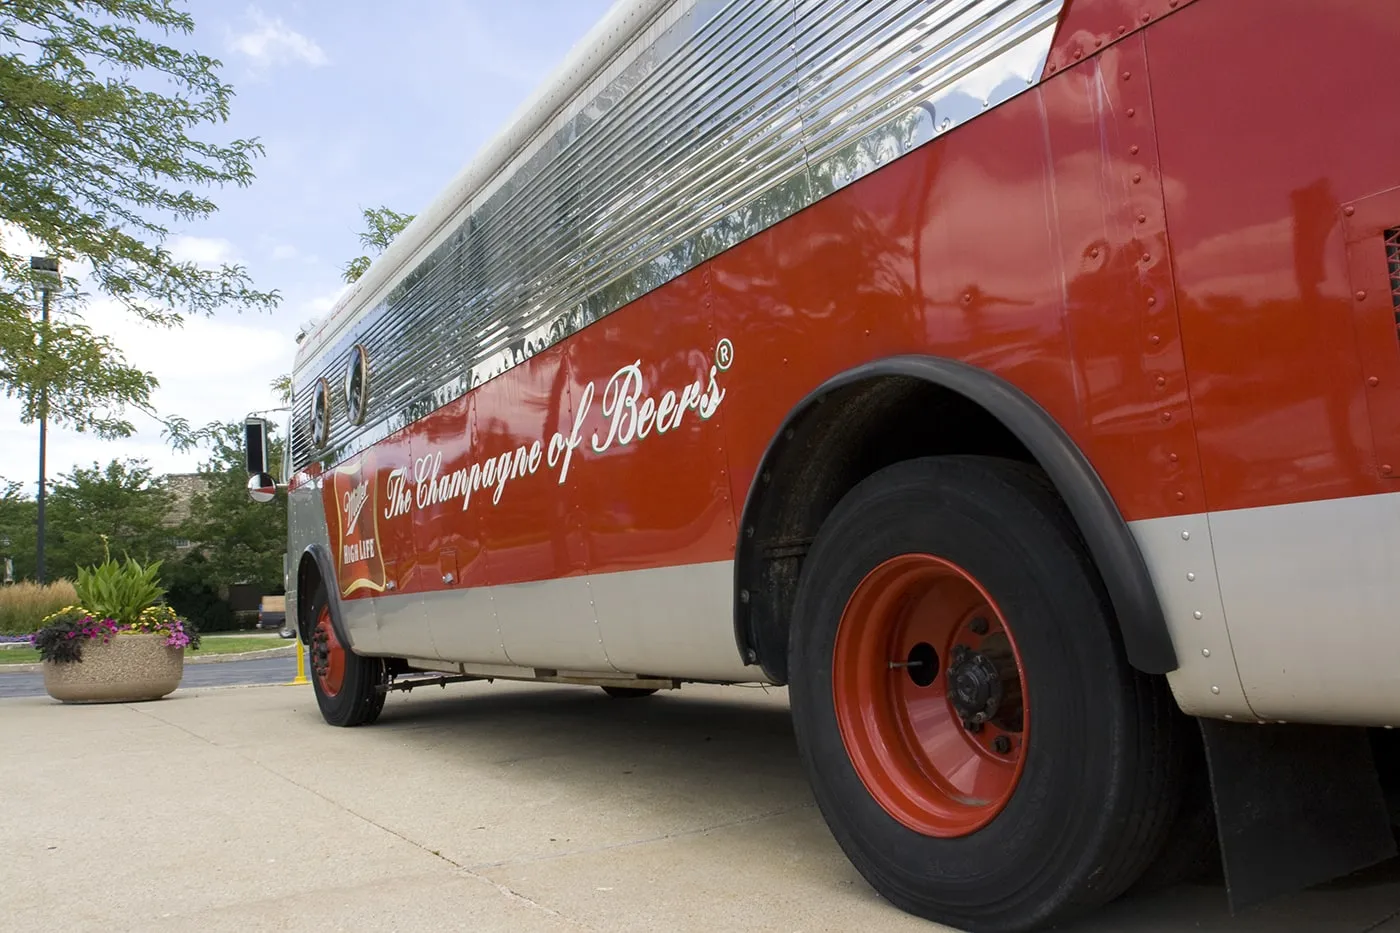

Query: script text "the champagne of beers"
[[381, 346, 732, 520]]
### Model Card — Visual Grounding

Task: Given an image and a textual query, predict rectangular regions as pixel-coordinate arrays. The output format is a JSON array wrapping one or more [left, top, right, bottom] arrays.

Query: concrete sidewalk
[[2, 681, 1397, 933]]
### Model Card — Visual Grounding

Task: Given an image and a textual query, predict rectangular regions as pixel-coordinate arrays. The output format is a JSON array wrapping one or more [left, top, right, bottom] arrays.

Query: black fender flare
[[298, 544, 352, 649], [734, 355, 1179, 677]]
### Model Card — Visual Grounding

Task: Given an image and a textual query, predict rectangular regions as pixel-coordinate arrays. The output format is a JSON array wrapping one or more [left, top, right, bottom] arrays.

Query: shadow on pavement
[[351, 683, 1400, 932], [367, 683, 808, 798]]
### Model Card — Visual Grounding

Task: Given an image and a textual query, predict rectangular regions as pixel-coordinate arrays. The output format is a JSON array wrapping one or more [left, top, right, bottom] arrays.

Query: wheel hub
[[948, 646, 1004, 725], [310, 609, 346, 697], [831, 552, 1030, 838], [311, 629, 332, 679]]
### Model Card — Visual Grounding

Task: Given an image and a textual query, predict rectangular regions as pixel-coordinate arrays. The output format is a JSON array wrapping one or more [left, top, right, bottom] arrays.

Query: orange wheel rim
[[312, 607, 346, 697], [832, 553, 1030, 837]]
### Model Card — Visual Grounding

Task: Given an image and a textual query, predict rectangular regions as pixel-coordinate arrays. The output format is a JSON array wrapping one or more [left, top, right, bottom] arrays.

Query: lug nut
[[993, 736, 1011, 754], [970, 617, 989, 635]]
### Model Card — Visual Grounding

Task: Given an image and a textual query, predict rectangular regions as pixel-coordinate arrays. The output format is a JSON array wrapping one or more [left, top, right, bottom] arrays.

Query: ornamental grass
[[0, 580, 79, 636]]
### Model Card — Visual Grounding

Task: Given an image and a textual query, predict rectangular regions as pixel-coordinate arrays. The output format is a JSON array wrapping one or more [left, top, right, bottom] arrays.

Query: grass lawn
[[0, 634, 291, 666]]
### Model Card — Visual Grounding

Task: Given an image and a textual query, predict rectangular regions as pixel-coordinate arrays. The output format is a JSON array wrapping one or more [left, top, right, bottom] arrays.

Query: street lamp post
[[30, 256, 58, 584]]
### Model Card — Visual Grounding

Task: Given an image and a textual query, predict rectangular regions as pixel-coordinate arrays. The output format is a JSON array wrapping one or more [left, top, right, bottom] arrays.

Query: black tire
[[309, 582, 387, 728], [601, 686, 658, 699], [788, 456, 1181, 933], [1129, 716, 1221, 894]]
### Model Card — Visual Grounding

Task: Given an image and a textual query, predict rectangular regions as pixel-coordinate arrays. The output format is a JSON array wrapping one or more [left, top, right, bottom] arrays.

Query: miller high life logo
[[344, 480, 369, 537], [326, 450, 387, 597]]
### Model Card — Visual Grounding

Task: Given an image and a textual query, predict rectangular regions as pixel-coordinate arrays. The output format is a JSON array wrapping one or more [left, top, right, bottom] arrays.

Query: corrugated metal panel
[[292, 0, 1063, 471]]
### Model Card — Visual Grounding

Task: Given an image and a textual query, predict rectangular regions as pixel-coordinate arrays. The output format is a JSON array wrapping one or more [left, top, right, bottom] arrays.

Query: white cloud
[[168, 235, 238, 268], [270, 243, 299, 261], [0, 219, 53, 264], [285, 284, 351, 344], [228, 8, 328, 70], [307, 285, 349, 316], [0, 295, 299, 492]]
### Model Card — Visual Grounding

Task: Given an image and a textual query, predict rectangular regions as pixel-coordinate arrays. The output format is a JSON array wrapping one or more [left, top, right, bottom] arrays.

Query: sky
[[0, 0, 616, 493]]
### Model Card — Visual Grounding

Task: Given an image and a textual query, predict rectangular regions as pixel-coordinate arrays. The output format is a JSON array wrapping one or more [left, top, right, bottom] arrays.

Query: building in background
[[162, 472, 208, 552]]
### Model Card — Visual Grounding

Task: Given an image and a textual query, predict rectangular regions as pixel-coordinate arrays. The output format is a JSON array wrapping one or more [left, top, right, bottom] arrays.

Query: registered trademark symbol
[[715, 338, 734, 372]]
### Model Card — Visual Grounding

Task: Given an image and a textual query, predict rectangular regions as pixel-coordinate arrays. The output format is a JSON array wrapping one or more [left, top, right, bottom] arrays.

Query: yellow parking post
[[289, 632, 309, 686]]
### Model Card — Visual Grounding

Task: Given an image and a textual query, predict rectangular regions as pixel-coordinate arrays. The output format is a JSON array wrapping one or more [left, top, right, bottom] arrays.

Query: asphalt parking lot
[[3, 680, 1398, 932], [0, 654, 297, 698]]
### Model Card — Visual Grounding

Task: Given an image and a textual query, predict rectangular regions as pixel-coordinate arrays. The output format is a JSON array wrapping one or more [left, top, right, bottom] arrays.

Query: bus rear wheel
[[788, 456, 1180, 933], [309, 582, 387, 727]]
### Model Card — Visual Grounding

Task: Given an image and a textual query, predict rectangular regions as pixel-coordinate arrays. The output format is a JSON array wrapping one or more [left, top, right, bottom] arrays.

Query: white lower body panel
[[357, 559, 765, 684], [344, 492, 1400, 724], [1133, 491, 1400, 727], [589, 560, 754, 680]]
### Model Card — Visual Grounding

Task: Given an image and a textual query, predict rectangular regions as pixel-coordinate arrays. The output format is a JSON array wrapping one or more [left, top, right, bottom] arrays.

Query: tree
[[156, 420, 286, 630], [175, 421, 285, 593], [270, 372, 291, 405], [341, 206, 414, 283], [43, 459, 175, 579], [0, 476, 37, 580], [0, 464, 172, 583], [0, 1, 279, 441]]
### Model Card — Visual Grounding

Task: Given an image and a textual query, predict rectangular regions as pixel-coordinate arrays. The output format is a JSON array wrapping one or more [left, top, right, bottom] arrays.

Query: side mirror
[[244, 417, 269, 476], [247, 473, 278, 504]]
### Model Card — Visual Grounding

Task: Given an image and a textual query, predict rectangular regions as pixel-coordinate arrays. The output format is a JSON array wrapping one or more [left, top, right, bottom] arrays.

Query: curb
[[0, 644, 296, 675]]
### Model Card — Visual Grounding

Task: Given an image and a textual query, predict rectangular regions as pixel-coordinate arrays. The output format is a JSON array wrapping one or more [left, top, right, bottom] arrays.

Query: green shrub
[[0, 580, 79, 635], [165, 576, 235, 631], [162, 552, 237, 632]]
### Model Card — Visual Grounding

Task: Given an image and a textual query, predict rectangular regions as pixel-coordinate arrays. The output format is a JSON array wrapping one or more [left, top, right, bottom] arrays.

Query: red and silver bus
[[244, 1, 1400, 929]]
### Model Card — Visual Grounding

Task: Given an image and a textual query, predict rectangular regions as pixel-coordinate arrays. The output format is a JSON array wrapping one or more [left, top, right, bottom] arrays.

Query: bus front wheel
[[309, 582, 387, 727]]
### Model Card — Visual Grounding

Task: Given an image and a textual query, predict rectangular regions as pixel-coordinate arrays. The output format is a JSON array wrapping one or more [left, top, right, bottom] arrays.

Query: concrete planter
[[42, 633, 185, 704]]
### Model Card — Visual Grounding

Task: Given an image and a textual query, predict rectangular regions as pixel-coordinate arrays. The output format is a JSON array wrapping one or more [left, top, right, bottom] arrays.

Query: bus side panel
[[1037, 34, 1244, 718], [450, 344, 604, 670], [710, 48, 1204, 551], [1151, 0, 1394, 513], [1150, 0, 1400, 724], [564, 266, 750, 681], [365, 426, 442, 660], [288, 465, 381, 649], [416, 390, 509, 666], [711, 95, 1076, 523]]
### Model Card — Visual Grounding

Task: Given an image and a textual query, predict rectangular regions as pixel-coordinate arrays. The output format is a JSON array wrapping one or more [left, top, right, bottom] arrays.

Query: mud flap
[[1200, 719, 1397, 912]]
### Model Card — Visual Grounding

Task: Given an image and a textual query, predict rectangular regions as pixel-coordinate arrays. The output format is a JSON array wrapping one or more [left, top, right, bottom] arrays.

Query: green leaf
[[340, 206, 414, 283], [0, 1, 280, 439], [73, 550, 165, 625]]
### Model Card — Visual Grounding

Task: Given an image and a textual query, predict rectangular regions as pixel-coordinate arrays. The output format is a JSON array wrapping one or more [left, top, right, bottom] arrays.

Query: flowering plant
[[31, 604, 201, 664], [133, 605, 199, 650]]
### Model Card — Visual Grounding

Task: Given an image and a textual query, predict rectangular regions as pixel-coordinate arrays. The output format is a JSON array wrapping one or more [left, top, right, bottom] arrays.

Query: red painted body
[[1151, 0, 1400, 509], [315, 0, 1400, 604]]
